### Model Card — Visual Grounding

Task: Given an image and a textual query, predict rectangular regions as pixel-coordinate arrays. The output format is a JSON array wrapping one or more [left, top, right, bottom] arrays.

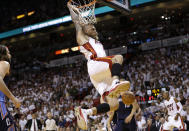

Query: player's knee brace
[[96, 103, 110, 114], [111, 63, 122, 77]]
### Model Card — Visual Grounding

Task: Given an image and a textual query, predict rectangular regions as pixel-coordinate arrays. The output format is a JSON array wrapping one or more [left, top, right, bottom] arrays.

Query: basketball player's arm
[[174, 98, 183, 120], [0, 61, 20, 108], [107, 111, 114, 131], [135, 104, 141, 118], [125, 99, 139, 123], [67, 2, 88, 45]]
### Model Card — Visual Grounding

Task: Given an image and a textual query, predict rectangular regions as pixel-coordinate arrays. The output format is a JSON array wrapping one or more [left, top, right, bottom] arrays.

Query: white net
[[69, 0, 96, 25]]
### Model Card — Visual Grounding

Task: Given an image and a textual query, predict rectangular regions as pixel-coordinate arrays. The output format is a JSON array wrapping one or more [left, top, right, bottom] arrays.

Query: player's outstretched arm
[[107, 111, 114, 131], [67, 2, 81, 29], [0, 61, 21, 108], [67, 2, 87, 45], [125, 99, 139, 123]]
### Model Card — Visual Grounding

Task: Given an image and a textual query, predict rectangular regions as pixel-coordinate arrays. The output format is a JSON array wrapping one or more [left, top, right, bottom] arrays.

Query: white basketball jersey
[[164, 97, 179, 116], [79, 37, 106, 60]]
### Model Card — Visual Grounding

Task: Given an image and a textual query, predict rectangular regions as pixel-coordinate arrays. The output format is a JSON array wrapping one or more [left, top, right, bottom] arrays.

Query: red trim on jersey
[[82, 42, 97, 59], [82, 42, 114, 72], [79, 108, 85, 121], [176, 104, 180, 110], [94, 56, 114, 70]]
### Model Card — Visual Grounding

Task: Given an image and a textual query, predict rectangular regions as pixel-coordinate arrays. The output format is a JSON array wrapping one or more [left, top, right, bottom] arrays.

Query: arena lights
[[55, 49, 69, 55], [55, 46, 79, 55], [17, 14, 25, 19], [28, 11, 35, 16], [0, 0, 157, 39], [71, 46, 79, 51]]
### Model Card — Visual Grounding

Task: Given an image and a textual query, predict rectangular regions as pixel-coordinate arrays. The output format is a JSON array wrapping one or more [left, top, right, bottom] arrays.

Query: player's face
[[83, 24, 98, 38], [163, 92, 168, 99]]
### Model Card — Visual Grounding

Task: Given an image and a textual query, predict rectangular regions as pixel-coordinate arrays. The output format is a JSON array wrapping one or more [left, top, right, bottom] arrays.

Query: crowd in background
[[8, 10, 189, 62], [1, 3, 188, 131], [5, 42, 189, 131]]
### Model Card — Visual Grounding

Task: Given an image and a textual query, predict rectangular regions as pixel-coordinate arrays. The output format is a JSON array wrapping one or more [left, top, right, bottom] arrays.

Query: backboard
[[100, 0, 131, 14]]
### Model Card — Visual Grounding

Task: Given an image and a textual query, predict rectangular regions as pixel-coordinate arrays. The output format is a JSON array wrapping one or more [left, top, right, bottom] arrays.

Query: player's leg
[[173, 116, 186, 130], [111, 55, 123, 65], [106, 55, 130, 97], [75, 96, 119, 130], [88, 59, 130, 97], [162, 116, 174, 131], [111, 55, 123, 80], [0, 102, 17, 131]]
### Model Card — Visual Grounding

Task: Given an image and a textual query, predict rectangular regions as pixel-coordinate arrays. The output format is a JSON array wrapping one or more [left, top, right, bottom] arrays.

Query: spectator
[[136, 114, 146, 131], [44, 112, 57, 131], [19, 115, 27, 131], [145, 118, 159, 131], [25, 113, 42, 131]]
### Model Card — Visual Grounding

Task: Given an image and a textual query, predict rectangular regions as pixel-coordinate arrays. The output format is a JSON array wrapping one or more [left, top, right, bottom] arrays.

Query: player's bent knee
[[107, 97, 119, 111], [116, 55, 123, 64], [112, 55, 123, 64], [109, 102, 119, 111]]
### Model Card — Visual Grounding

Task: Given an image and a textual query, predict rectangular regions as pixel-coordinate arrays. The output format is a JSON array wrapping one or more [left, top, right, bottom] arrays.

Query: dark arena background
[[0, 0, 188, 131]]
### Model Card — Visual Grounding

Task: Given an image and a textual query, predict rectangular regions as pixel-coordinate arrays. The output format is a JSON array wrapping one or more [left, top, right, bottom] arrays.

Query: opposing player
[[109, 91, 141, 131], [161, 91, 185, 131], [0, 45, 21, 131], [67, 2, 130, 130]]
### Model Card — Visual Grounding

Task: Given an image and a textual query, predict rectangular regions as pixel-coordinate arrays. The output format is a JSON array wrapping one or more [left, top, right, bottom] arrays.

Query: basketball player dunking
[[161, 91, 185, 131], [0, 45, 21, 131], [67, 2, 130, 130]]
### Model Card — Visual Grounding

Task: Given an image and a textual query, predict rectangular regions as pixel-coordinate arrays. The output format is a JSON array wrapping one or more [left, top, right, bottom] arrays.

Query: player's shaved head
[[82, 24, 98, 40]]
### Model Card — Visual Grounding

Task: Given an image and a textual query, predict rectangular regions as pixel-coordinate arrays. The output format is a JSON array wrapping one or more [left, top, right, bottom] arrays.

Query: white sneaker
[[75, 107, 88, 130], [108, 80, 130, 98]]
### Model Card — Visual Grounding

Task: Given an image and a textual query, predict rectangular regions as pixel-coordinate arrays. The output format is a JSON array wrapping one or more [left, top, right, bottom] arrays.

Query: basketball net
[[68, 0, 96, 25]]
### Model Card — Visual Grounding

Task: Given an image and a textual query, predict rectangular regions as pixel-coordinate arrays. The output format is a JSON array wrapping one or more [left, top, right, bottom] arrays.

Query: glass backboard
[[101, 0, 131, 13]]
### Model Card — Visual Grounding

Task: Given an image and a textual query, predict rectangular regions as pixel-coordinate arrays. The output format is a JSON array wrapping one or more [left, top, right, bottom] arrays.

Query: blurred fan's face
[[83, 24, 98, 39], [47, 112, 52, 119], [32, 114, 36, 119]]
